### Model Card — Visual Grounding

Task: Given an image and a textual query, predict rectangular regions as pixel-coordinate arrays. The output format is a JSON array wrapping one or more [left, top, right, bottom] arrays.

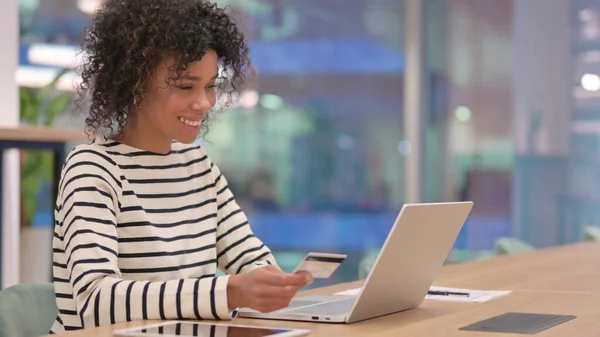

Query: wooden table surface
[[44, 242, 600, 337], [0, 125, 87, 143], [435, 241, 600, 293], [42, 287, 600, 337]]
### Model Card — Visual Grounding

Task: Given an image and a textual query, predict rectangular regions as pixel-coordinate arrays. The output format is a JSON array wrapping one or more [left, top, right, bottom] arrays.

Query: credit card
[[292, 252, 347, 279]]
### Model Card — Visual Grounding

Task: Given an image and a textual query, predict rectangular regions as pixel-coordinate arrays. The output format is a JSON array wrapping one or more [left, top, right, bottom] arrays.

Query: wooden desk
[[436, 241, 600, 293], [45, 242, 600, 336], [0, 126, 86, 143], [0, 126, 87, 288], [39, 224, 600, 335], [43, 285, 600, 337]]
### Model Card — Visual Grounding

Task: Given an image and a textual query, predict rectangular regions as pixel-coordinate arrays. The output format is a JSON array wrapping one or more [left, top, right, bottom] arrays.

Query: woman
[[50, 0, 312, 333]]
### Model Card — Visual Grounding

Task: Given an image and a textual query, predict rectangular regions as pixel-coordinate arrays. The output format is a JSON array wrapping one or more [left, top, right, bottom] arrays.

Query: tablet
[[113, 321, 311, 337]]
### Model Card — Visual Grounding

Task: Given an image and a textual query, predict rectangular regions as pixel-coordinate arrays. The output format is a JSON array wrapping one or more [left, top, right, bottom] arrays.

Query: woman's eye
[[178, 85, 193, 90], [206, 84, 217, 89]]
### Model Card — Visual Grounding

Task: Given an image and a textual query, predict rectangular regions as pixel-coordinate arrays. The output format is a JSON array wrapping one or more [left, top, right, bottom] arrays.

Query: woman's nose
[[191, 94, 211, 112], [191, 102, 209, 111]]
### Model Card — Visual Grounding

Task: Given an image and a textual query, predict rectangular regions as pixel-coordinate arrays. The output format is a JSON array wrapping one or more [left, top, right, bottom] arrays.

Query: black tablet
[[459, 312, 576, 334]]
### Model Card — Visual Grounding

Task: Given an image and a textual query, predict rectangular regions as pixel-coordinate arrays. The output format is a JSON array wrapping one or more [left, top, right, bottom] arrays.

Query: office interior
[[0, 0, 599, 291]]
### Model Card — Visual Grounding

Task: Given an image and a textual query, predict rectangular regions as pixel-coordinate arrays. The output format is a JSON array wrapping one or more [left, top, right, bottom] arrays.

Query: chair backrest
[[494, 237, 535, 255], [583, 226, 600, 241], [0, 283, 58, 337]]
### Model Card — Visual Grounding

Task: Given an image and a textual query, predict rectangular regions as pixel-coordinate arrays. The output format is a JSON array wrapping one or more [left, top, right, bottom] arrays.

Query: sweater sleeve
[[209, 160, 277, 275], [57, 148, 235, 329]]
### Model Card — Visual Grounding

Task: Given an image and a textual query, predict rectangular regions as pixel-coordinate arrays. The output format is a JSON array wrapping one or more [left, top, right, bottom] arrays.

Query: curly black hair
[[78, 0, 253, 138]]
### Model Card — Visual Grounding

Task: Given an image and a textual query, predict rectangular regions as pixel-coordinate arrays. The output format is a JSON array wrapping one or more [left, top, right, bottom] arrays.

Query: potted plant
[[19, 70, 74, 283], [19, 69, 73, 227]]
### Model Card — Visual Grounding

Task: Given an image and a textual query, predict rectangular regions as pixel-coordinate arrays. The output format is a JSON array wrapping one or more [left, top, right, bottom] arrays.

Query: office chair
[[0, 283, 58, 337]]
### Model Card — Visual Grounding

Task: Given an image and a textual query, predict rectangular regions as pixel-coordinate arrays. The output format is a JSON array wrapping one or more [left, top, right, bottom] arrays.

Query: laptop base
[[238, 296, 350, 323]]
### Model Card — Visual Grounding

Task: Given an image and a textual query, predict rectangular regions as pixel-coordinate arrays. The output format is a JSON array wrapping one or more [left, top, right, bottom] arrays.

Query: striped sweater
[[49, 139, 275, 333]]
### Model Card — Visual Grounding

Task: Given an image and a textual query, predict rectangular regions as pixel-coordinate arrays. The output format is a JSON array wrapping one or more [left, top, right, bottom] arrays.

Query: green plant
[[19, 70, 74, 226]]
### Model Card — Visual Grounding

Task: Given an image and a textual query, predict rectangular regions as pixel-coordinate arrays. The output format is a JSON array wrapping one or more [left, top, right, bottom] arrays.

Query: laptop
[[238, 201, 473, 324]]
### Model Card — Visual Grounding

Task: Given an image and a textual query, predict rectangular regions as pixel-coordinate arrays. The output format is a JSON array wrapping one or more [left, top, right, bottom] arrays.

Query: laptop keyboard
[[284, 297, 356, 316], [288, 299, 323, 308]]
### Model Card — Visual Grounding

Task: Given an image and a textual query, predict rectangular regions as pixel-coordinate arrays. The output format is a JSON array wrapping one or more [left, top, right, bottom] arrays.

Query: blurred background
[[2, 0, 600, 288]]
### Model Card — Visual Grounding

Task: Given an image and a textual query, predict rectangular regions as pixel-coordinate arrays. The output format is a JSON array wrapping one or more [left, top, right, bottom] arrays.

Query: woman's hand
[[227, 266, 313, 312]]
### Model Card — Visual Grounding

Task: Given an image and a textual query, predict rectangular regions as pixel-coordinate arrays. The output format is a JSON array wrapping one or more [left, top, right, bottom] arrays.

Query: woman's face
[[133, 49, 219, 148]]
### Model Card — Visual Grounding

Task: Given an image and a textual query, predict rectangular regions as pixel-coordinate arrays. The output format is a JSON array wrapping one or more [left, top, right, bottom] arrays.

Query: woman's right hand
[[227, 266, 313, 312]]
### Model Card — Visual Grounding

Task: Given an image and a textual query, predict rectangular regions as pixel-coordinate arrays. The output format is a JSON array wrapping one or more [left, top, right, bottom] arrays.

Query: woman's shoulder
[[64, 141, 120, 169], [59, 142, 124, 196]]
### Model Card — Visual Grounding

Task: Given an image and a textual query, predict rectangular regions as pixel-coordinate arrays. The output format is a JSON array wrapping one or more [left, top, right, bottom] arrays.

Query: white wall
[[0, 0, 20, 288]]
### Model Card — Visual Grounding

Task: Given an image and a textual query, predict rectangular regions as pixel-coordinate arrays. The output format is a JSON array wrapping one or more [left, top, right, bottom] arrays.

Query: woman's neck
[[118, 120, 172, 154]]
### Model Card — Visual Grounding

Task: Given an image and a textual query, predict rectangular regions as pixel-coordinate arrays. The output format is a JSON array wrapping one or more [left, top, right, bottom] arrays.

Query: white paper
[[334, 286, 511, 303], [426, 286, 512, 303]]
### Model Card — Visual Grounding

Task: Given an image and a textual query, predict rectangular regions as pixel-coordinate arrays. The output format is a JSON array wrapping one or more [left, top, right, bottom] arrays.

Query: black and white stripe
[[49, 140, 275, 333]]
